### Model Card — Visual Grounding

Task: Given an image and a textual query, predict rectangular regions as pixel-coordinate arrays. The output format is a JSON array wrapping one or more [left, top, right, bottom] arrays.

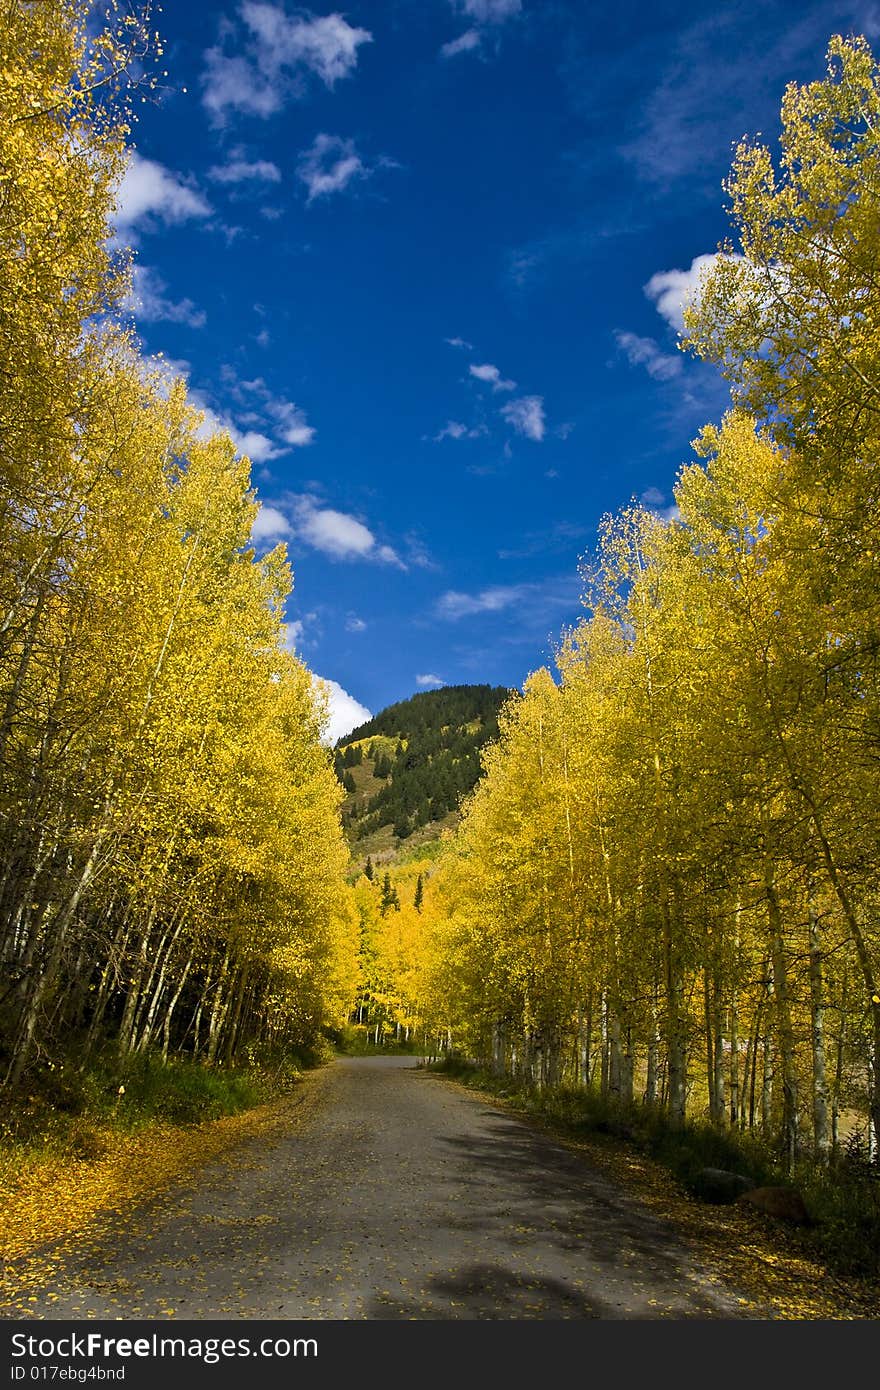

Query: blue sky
[[115, 0, 880, 738]]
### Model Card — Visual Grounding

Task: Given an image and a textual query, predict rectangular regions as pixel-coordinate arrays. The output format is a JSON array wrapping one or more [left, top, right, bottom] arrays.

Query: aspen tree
[[685, 35, 880, 1140], [0, 5, 359, 1079]]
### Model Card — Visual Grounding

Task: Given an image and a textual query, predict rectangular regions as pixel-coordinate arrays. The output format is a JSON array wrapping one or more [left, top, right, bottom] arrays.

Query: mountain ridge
[[333, 683, 513, 863]]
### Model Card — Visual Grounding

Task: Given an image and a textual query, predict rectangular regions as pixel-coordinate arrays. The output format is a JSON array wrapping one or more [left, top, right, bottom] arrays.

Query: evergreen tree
[[380, 872, 400, 915], [336, 686, 512, 847]]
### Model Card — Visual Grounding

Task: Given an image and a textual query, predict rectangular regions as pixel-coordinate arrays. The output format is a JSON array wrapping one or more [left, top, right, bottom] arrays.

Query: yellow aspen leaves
[[0, 2, 358, 1084], [422, 38, 880, 1153]]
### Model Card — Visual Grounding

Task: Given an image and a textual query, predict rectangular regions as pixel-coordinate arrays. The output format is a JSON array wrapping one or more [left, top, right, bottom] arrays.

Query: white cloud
[[293, 497, 404, 567], [195, 372, 315, 459], [445, 335, 474, 350], [507, 246, 543, 289], [457, 0, 521, 19], [298, 504, 374, 558], [416, 673, 445, 688], [644, 252, 742, 333], [253, 498, 403, 566], [114, 153, 211, 238], [622, 12, 854, 187], [269, 398, 315, 447], [501, 395, 545, 441], [638, 488, 679, 524], [282, 618, 304, 650], [297, 133, 367, 202], [296, 133, 397, 204], [203, 6, 372, 124], [190, 390, 282, 464], [470, 362, 516, 392], [314, 676, 371, 746], [345, 614, 367, 633], [443, 1, 520, 59], [640, 486, 666, 507], [207, 157, 282, 184], [123, 265, 206, 329], [243, 5, 370, 84], [404, 534, 436, 570], [281, 609, 319, 651], [234, 429, 282, 463], [435, 420, 467, 441], [435, 574, 582, 633], [251, 504, 292, 542], [436, 585, 526, 620], [145, 353, 192, 388], [188, 390, 232, 436], [441, 29, 481, 58], [613, 329, 682, 381], [202, 52, 280, 121], [433, 420, 487, 442]]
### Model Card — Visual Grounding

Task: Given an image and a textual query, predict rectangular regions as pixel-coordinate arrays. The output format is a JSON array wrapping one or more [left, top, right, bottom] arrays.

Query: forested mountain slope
[[333, 685, 512, 859]]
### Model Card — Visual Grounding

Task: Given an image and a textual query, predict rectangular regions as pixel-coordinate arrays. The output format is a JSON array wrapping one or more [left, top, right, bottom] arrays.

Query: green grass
[[394, 837, 446, 866], [0, 1042, 322, 1164], [430, 1057, 880, 1280]]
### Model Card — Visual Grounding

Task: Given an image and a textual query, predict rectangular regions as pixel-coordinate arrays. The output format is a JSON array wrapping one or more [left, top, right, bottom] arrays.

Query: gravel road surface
[[13, 1057, 751, 1319]]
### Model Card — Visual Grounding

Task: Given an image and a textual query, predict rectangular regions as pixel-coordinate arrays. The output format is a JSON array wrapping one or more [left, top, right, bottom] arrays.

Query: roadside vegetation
[[432, 1058, 880, 1280], [0, 3, 359, 1105], [360, 42, 880, 1301]]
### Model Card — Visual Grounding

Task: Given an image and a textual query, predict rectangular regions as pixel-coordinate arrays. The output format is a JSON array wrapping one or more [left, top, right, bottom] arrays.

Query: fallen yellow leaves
[[0, 1080, 319, 1314]]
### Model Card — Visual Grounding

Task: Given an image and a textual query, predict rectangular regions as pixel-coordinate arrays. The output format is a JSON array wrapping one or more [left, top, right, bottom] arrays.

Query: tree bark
[[807, 876, 830, 1160], [764, 855, 799, 1169]]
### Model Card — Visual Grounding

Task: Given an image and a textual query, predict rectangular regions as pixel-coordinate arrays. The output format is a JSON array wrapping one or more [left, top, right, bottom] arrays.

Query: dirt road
[[9, 1057, 758, 1319]]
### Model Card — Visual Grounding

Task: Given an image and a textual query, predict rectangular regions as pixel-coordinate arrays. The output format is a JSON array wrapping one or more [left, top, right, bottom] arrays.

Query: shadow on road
[[367, 1262, 602, 1319], [419, 1106, 731, 1317]]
